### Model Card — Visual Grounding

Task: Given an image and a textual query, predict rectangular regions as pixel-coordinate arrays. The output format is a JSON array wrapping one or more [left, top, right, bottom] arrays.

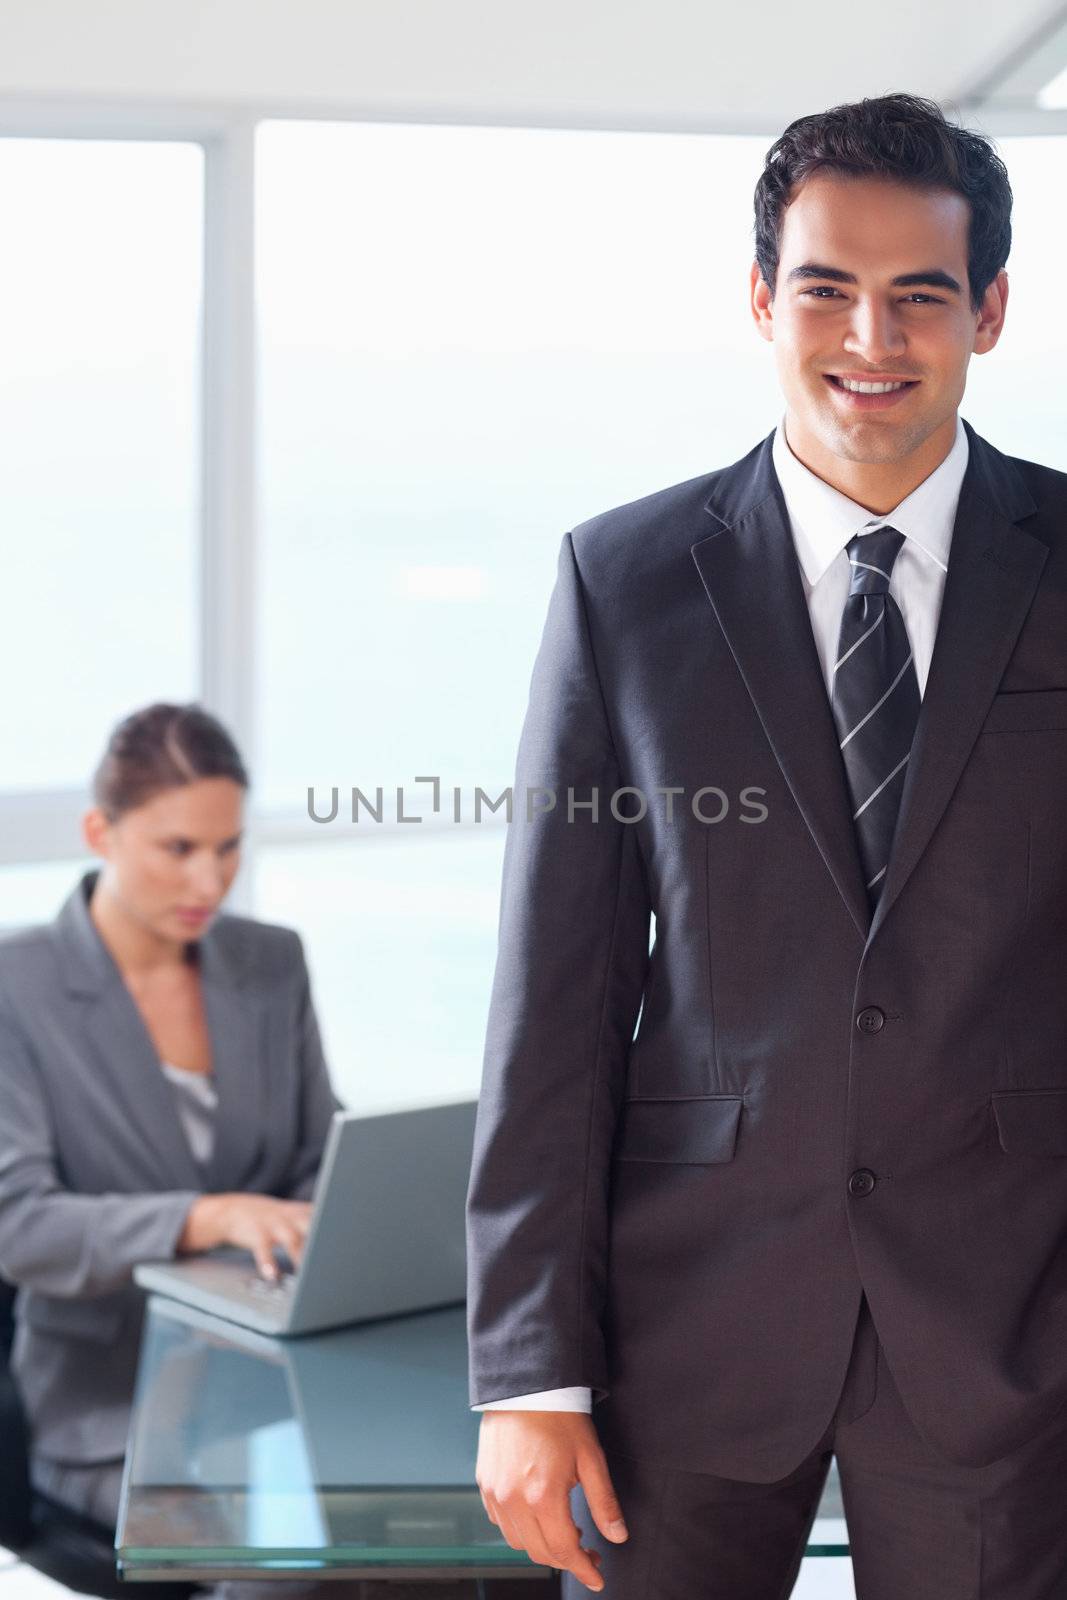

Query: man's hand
[[475, 1411, 629, 1593], [177, 1194, 313, 1280]]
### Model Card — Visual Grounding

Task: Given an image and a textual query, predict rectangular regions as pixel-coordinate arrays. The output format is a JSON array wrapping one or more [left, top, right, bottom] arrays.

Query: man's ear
[[750, 259, 774, 344], [973, 267, 1008, 357]]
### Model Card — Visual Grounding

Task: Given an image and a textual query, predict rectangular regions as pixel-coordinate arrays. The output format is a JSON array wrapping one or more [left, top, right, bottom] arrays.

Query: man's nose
[[844, 299, 908, 363]]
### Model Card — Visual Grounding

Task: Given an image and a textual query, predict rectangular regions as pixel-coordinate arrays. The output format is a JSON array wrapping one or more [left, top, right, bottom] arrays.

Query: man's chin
[[827, 433, 912, 465], [811, 408, 926, 464]]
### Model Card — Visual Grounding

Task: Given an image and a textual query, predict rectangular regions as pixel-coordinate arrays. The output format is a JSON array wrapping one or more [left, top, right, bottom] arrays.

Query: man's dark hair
[[753, 92, 1012, 315]]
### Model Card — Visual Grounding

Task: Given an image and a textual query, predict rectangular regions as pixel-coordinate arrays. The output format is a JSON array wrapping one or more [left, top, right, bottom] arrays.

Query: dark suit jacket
[[0, 867, 341, 1463], [465, 415, 1067, 1479]]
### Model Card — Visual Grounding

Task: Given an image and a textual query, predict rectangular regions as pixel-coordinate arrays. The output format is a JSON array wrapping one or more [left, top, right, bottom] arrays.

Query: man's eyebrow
[[786, 262, 963, 295]]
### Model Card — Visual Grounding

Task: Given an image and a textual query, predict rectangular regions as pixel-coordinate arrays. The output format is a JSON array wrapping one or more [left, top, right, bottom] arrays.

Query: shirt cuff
[[472, 1387, 592, 1412]]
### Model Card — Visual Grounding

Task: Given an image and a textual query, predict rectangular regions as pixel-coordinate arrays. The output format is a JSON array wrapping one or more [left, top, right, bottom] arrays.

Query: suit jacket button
[[856, 1006, 886, 1033], [849, 1169, 876, 1196]]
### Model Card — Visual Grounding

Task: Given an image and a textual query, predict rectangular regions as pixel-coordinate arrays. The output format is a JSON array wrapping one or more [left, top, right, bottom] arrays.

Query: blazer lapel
[[692, 432, 873, 943], [57, 871, 204, 1187], [864, 421, 1045, 947], [56, 870, 266, 1192], [691, 419, 1046, 951]]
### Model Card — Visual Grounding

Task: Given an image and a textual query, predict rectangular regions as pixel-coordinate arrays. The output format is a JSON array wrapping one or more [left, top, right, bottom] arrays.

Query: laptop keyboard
[[243, 1273, 297, 1298]]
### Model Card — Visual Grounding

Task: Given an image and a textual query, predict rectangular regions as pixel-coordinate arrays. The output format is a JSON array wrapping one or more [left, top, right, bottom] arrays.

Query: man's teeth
[[834, 377, 910, 393]]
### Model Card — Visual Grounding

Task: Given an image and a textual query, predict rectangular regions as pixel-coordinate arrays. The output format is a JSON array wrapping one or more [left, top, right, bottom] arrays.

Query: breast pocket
[[614, 1094, 743, 1164], [991, 1089, 1067, 1157], [980, 690, 1067, 734]]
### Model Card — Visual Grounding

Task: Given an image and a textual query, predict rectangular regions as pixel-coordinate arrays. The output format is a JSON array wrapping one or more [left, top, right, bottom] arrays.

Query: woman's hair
[[91, 702, 250, 821], [753, 92, 1013, 316]]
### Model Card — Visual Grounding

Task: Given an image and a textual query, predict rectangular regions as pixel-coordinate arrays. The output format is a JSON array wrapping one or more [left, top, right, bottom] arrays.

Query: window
[[0, 138, 202, 795], [254, 122, 775, 810]]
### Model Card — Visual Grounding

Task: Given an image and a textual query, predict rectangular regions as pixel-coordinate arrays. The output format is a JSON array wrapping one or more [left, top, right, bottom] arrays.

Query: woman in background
[[0, 701, 342, 1537]]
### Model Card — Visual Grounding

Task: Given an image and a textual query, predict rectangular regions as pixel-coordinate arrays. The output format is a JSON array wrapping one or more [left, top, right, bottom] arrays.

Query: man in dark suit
[[464, 90, 1067, 1599]]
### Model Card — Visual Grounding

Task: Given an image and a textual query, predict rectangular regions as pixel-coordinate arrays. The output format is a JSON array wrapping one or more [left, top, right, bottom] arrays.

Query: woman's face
[[87, 778, 245, 942]]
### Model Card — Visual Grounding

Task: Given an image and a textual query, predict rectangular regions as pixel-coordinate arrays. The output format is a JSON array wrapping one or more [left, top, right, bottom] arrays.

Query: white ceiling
[[0, 0, 1064, 129]]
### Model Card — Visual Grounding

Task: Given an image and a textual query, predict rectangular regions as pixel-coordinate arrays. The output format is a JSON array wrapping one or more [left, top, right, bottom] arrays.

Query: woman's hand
[[177, 1193, 313, 1280]]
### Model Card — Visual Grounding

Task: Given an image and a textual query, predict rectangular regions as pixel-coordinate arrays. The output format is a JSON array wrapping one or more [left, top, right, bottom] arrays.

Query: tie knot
[[846, 524, 906, 597]]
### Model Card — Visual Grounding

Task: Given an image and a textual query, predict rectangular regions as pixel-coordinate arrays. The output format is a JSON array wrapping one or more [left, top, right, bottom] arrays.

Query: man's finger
[[478, 1490, 499, 1528], [528, 1508, 604, 1592], [492, 1508, 524, 1554], [577, 1446, 629, 1543]]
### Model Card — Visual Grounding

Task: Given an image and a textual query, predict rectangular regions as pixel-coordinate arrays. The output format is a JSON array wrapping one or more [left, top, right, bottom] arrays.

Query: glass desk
[[117, 1296, 848, 1582]]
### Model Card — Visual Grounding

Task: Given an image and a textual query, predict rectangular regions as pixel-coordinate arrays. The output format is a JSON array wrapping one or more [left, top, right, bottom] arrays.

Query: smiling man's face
[[751, 169, 1008, 509]]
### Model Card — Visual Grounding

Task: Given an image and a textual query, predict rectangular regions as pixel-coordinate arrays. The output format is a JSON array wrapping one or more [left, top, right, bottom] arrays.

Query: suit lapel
[[691, 451, 873, 942], [865, 433, 1045, 946], [691, 419, 1045, 950], [55, 870, 265, 1191]]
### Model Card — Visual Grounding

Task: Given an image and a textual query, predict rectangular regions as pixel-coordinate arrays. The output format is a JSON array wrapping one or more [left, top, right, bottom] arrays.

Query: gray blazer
[[466, 417, 1067, 1479], [0, 867, 342, 1463]]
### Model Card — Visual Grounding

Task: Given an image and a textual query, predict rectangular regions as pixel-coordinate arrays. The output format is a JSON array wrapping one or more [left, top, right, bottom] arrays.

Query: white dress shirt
[[473, 410, 970, 1413]]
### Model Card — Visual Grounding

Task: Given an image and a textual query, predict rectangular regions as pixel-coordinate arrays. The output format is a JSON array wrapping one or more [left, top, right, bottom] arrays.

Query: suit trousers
[[564, 1293, 1067, 1600]]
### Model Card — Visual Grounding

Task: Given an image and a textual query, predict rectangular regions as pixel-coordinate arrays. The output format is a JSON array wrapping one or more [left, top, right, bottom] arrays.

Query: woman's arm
[[0, 1003, 202, 1298], [280, 935, 343, 1203]]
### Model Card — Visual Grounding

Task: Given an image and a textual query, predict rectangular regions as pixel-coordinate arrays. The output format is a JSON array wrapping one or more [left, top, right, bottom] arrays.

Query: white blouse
[[158, 1060, 218, 1170]]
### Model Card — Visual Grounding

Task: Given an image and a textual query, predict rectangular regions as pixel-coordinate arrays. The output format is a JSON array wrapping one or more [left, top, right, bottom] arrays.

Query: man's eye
[[801, 287, 941, 303]]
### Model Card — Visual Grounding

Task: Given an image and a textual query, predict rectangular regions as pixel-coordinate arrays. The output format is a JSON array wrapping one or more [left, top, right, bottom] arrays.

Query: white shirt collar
[[771, 411, 969, 590]]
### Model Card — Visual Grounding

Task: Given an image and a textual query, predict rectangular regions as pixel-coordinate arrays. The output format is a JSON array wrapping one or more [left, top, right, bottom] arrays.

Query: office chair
[[0, 1275, 32, 1548]]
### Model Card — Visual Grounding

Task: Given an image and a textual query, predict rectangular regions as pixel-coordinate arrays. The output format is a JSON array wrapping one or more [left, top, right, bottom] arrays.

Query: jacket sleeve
[[465, 529, 651, 1408], [279, 936, 344, 1203], [0, 1001, 200, 1298]]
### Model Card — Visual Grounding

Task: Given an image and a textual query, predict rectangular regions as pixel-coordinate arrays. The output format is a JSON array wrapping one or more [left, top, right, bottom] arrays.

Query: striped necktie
[[830, 525, 921, 911]]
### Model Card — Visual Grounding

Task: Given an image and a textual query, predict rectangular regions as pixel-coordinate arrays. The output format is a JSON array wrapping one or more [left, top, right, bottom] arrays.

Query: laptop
[[134, 1098, 476, 1336]]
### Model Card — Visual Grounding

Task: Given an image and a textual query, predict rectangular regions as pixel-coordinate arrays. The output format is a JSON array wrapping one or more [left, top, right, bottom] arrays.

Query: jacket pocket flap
[[981, 690, 1067, 734], [18, 1289, 129, 1343], [616, 1095, 743, 1164], [992, 1090, 1067, 1156]]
